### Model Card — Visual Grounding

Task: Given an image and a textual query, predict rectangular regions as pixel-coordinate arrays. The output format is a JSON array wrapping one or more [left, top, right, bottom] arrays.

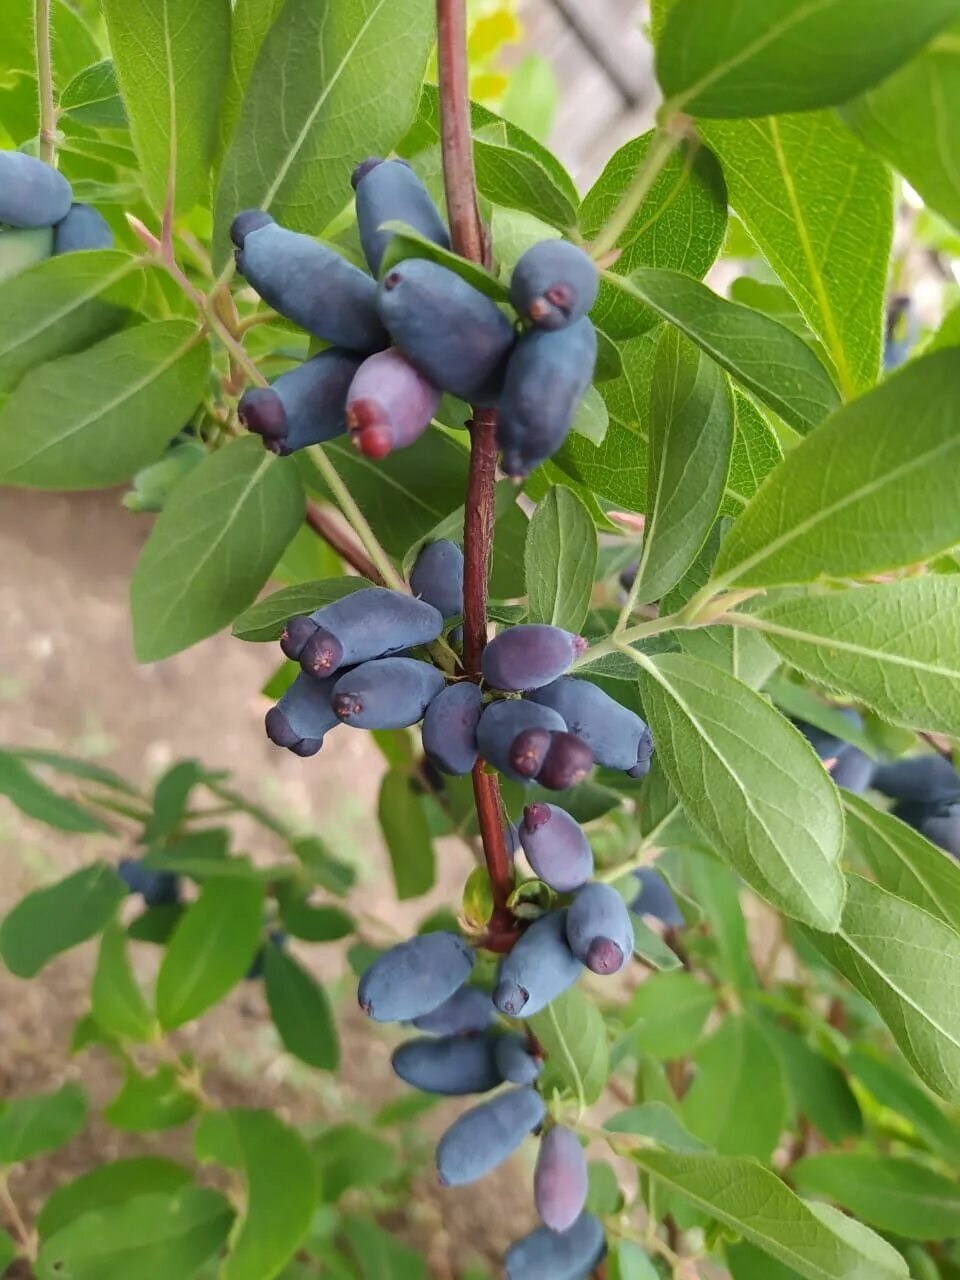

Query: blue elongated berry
[[421, 681, 481, 776], [534, 1126, 588, 1232], [493, 910, 582, 1018], [392, 1034, 501, 1095], [510, 729, 593, 790], [232, 214, 388, 352], [411, 539, 464, 619], [520, 803, 593, 893], [871, 754, 960, 804], [631, 866, 683, 926], [346, 348, 440, 459], [265, 671, 340, 756], [921, 804, 960, 858], [476, 699, 566, 783], [377, 258, 515, 402], [509, 239, 599, 331], [436, 1085, 545, 1186], [497, 318, 597, 477], [482, 625, 587, 693], [626, 725, 655, 778], [53, 203, 113, 254], [331, 657, 445, 729], [412, 984, 494, 1035], [504, 1211, 606, 1280], [528, 676, 651, 771], [352, 158, 450, 275], [118, 859, 179, 908], [0, 152, 72, 228], [239, 349, 362, 455], [566, 882, 634, 975], [281, 587, 443, 677], [831, 746, 874, 794], [494, 1033, 541, 1084], [359, 931, 474, 1023]]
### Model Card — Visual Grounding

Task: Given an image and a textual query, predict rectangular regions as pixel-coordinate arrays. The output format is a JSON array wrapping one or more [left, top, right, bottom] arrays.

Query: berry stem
[[307, 445, 406, 591], [305, 501, 384, 583], [35, 0, 57, 167], [436, 0, 514, 933]]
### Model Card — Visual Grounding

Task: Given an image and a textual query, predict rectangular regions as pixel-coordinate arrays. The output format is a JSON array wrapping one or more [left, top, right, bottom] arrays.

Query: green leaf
[[571, 383, 609, 445], [808, 875, 960, 1105], [722, 392, 783, 516], [635, 653, 845, 929], [630, 914, 683, 971], [131, 436, 305, 662], [104, 1064, 199, 1132], [275, 888, 353, 942], [713, 352, 960, 588], [379, 220, 508, 300], [753, 579, 960, 734], [655, 0, 960, 118], [59, 59, 126, 128], [36, 1187, 232, 1280], [264, 945, 339, 1071], [313, 1123, 399, 1200], [528, 986, 609, 1107], [681, 1015, 787, 1159], [635, 329, 733, 604], [846, 1047, 960, 1164], [0, 1229, 15, 1274], [0, 750, 107, 833], [145, 760, 204, 842], [0, 250, 142, 394], [793, 1152, 960, 1240], [579, 133, 727, 338], [758, 1019, 862, 1144], [610, 268, 839, 434], [378, 768, 435, 901], [500, 54, 558, 144], [608, 1242, 660, 1280], [219, 0, 286, 158], [103, 0, 230, 215], [156, 877, 264, 1029], [606, 1102, 709, 1154], [0, 1083, 87, 1163], [218, 1110, 318, 1280], [232, 577, 370, 642], [700, 114, 892, 396], [10, 748, 137, 796], [214, 0, 435, 264], [38, 1158, 193, 1238], [725, 1241, 808, 1280], [676, 848, 757, 988], [340, 1217, 428, 1280], [92, 922, 155, 1041], [842, 792, 960, 934], [843, 37, 960, 233], [524, 484, 598, 631], [0, 863, 125, 978], [631, 1149, 908, 1280], [0, 321, 209, 490], [622, 971, 716, 1059]]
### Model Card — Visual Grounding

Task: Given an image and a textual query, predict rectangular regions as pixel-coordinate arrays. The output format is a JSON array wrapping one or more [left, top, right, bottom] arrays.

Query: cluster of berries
[[232, 156, 598, 476], [0, 151, 113, 269]]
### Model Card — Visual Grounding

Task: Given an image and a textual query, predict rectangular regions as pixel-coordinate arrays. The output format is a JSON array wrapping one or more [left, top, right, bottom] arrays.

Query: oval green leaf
[[525, 484, 598, 632], [0, 863, 125, 978]]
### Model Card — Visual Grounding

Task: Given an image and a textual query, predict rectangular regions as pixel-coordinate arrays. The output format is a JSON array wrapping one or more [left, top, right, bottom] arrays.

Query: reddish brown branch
[[305, 501, 383, 584], [437, 0, 513, 932]]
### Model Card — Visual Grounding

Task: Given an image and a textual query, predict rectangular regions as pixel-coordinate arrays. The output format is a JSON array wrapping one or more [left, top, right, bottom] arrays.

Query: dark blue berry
[[0, 152, 72, 228], [566, 882, 633, 975], [358, 931, 474, 1022], [353, 158, 449, 274], [482, 625, 587, 692], [476, 699, 566, 783], [265, 671, 340, 756], [493, 910, 582, 1018], [436, 1085, 545, 1186], [519, 803, 593, 893], [53, 204, 113, 254], [281, 587, 443, 678], [392, 1034, 501, 1095], [509, 240, 598, 331], [239, 349, 362, 455], [421, 681, 481, 776], [410, 540, 464, 619], [331, 657, 445, 729], [528, 676, 651, 771]]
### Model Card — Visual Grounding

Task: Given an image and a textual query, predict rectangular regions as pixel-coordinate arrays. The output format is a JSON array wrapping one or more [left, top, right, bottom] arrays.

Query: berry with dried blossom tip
[[280, 587, 443, 677], [436, 1086, 545, 1186], [566, 881, 634, 975], [528, 676, 651, 771], [497, 318, 597, 476], [331, 657, 445, 729], [494, 1032, 541, 1084], [358, 931, 474, 1023], [377, 258, 515, 401], [410, 539, 464, 619], [264, 671, 340, 756], [504, 1211, 606, 1280], [508, 726, 552, 780], [534, 1126, 589, 1232], [536, 731, 594, 791], [493, 910, 582, 1018], [0, 152, 72, 227], [509, 239, 599, 331], [232, 214, 388, 352], [481, 624, 587, 692], [476, 699, 566, 783], [391, 1034, 501, 1095], [346, 348, 441, 459], [239, 349, 362, 455], [352, 158, 450, 274], [519, 803, 593, 892], [54, 204, 114, 254], [421, 681, 482, 776], [412, 984, 494, 1035]]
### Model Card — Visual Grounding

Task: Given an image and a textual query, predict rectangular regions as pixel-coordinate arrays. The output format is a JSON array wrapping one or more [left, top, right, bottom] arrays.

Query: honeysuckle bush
[[4, 0, 960, 1277]]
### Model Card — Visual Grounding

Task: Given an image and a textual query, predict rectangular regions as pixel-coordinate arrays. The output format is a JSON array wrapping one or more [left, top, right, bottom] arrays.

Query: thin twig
[[35, 0, 56, 166], [307, 446, 405, 590], [590, 125, 681, 259], [305, 501, 383, 583]]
